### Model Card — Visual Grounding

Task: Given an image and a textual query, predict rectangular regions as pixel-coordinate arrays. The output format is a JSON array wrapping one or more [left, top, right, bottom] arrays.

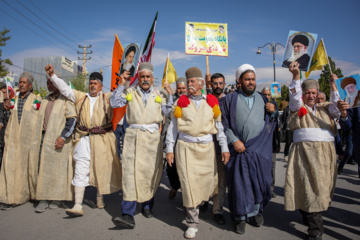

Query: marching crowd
[[0, 60, 358, 240]]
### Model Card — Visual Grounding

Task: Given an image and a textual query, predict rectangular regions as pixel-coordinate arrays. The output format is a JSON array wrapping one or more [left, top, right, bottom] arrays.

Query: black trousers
[[166, 159, 180, 190], [284, 130, 293, 156], [0, 127, 4, 170], [299, 209, 324, 237]]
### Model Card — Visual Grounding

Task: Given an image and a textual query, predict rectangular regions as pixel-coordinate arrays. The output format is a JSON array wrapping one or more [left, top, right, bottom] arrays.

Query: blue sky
[[1, 0, 359, 91]]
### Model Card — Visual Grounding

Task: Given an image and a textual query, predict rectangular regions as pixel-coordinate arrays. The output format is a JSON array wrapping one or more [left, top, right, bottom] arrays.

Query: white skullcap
[[235, 64, 256, 80]]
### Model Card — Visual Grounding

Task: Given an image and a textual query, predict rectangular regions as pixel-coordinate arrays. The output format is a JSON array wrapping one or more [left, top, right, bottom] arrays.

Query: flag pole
[[165, 53, 169, 83], [322, 38, 333, 75], [6, 79, 9, 99]]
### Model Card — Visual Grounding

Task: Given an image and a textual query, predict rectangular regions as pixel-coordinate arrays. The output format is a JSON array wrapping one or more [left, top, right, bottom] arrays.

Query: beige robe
[[33, 95, 76, 201], [73, 90, 122, 195], [0, 93, 42, 204], [175, 99, 220, 208], [285, 102, 337, 212], [121, 87, 165, 202]]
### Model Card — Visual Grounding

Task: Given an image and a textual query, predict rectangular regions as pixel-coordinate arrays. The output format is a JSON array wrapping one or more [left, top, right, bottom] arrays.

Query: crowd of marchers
[[0, 60, 358, 240]]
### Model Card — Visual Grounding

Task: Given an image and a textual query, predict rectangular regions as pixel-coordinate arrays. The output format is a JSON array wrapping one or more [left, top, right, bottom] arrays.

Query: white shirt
[[289, 79, 341, 118]]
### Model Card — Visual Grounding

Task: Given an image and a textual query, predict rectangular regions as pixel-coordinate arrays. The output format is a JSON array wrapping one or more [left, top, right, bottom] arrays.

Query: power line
[[1, 0, 78, 51], [0, 8, 75, 56], [27, 0, 85, 43], [14, 0, 80, 45]]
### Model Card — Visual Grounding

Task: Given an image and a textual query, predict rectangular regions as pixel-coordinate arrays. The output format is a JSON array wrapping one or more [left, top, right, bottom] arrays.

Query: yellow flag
[[305, 39, 328, 79], [162, 56, 177, 87]]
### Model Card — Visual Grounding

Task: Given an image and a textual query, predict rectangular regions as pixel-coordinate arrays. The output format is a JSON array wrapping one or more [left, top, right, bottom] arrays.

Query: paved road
[[1, 145, 359, 240]]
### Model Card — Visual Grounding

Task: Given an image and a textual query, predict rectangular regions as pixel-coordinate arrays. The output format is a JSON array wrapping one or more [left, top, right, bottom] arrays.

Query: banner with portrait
[[282, 30, 318, 72], [119, 43, 141, 78], [335, 74, 360, 108], [185, 22, 228, 57], [271, 82, 281, 99]]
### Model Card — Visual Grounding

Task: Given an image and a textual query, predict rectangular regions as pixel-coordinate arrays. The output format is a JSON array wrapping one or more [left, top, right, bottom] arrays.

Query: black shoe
[[253, 215, 264, 227], [337, 167, 343, 175], [309, 234, 322, 240], [302, 216, 309, 226], [235, 221, 246, 234], [271, 192, 277, 198], [168, 188, 178, 200], [142, 209, 153, 218], [199, 202, 208, 213], [112, 214, 135, 229], [214, 214, 226, 225]]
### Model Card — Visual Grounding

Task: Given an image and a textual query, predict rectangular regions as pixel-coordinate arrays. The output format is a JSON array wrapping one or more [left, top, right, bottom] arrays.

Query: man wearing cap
[[162, 77, 187, 200], [32, 76, 77, 213], [0, 72, 42, 209], [285, 62, 341, 240], [110, 62, 173, 228], [341, 77, 360, 108], [221, 64, 277, 234], [283, 34, 311, 71], [45, 64, 122, 217], [166, 67, 230, 239]]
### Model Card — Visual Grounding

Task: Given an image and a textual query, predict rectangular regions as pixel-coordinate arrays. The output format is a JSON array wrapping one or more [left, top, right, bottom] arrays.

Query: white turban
[[235, 64, 256, 81]]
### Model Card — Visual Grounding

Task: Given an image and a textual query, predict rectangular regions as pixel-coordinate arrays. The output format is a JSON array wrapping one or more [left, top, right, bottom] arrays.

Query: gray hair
[[262, 87, 271, 92]]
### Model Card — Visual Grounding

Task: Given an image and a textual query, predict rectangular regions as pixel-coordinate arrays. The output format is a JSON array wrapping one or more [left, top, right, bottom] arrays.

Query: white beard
[[123, 62, 133, 71], [288, 48, 307, 62], [346, 91, 358, 107]]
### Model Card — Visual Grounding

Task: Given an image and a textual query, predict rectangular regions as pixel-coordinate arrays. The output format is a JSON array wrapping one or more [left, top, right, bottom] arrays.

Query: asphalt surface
[[0, 143, 359, 240]]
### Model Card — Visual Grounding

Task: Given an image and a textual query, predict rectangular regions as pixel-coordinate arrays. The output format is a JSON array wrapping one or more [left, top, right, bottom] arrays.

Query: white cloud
[[333, 58, 360, 76]]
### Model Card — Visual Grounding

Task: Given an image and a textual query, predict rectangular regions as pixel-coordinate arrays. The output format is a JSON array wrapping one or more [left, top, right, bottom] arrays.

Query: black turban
[[292, 34, 309, 46], [125, 46, 136, 57]]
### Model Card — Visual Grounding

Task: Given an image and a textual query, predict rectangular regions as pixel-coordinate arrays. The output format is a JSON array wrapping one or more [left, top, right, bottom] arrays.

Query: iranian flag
[[5, 76, 15, 99], [129, 11, 158, 86]]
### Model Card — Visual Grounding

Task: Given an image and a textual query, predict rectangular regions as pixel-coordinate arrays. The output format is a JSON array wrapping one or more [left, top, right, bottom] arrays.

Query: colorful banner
[[185, 22, 228, 57]]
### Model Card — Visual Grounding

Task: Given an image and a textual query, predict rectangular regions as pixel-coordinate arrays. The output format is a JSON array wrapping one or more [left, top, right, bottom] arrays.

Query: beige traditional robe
[[285, 102, 337, 212], [33, 95, 76, 201], [121, 87, 165, 202], [0, 93, 42, 204], [175, 99, 220, 208], [73, 90, 122, 195]]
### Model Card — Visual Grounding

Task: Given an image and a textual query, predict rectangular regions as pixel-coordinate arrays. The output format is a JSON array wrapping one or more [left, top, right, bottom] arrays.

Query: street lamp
[[257, 42, 285, 82]]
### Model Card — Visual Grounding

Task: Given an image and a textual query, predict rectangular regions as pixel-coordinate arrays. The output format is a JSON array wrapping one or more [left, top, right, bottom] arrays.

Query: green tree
[[33, 79, 48, 99], [274, 85, 290, 106], [0, 27, 12, 78], [68, 74, 88, 92], [318, 56, 343, 100]]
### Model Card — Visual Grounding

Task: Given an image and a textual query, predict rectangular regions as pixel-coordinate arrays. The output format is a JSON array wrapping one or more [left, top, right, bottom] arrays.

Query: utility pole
[[77, 45, 92, 75]]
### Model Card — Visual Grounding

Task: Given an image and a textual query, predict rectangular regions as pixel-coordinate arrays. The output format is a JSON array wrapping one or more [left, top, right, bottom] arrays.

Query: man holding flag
[[111, 62, 173, 229]]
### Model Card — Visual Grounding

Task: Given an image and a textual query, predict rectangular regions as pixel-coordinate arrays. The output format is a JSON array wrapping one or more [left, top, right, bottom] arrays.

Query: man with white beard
[[341, 77, 360, 108], [282, 34, 311, 71]]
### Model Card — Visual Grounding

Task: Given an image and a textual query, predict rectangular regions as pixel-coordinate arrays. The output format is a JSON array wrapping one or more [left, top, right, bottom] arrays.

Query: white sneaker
[[184, 227, 198, 239]]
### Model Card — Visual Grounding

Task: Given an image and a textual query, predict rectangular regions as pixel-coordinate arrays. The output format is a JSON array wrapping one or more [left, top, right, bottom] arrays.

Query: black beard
[[242, 85, 256, 96], [213, 87, 223, 94]]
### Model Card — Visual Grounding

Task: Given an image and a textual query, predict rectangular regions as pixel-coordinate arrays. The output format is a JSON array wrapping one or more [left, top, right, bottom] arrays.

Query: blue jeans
[[121, 198, 154, 217]]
